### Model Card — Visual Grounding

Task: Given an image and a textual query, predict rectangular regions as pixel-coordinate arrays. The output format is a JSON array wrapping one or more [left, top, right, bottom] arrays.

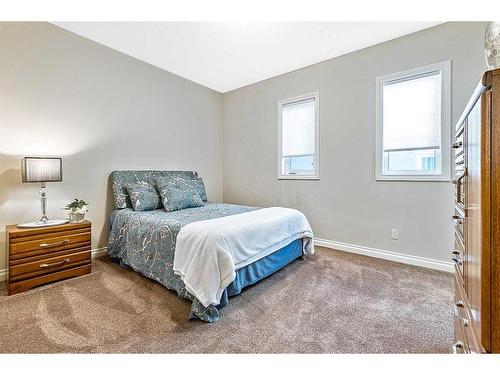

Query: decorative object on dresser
[[485, 22, 500, 69], [18, 156, 69, 228], [63, 198, 89, 223], [6, 221, 91, 295], [452, 68, 500, 353]]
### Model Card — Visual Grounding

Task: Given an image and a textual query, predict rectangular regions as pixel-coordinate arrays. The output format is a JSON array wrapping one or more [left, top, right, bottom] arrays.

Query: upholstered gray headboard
[[110, 170, 198, 209]]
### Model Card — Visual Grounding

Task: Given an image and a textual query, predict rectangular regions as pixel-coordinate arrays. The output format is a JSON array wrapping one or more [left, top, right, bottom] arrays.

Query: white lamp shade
[[22, 157, 62, 183]]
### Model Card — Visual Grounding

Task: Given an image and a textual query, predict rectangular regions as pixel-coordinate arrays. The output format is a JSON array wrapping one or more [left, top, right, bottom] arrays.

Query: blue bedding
[[107, 203, 304, 322]]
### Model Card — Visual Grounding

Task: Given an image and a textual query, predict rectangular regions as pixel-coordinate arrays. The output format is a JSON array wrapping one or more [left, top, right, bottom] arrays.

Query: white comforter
[[173, 207, 314, 307]]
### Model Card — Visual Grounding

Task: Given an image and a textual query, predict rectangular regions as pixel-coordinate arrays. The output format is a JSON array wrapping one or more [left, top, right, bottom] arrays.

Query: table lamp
[[17, 157, 69, 228]]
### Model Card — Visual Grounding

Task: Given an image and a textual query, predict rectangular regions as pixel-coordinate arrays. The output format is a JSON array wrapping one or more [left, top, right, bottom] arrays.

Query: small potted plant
[[63, 198, 89, 223]]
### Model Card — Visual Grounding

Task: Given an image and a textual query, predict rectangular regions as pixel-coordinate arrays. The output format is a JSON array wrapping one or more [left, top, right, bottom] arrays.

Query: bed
[[107, 170, 313, 322]]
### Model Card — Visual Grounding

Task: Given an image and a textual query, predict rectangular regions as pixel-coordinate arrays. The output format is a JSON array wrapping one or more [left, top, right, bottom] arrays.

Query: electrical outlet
[[391, 228, 399, 240]]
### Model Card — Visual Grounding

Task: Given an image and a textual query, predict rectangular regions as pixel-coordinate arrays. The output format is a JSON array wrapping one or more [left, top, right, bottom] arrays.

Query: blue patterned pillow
[[190, 177, 207, 202], [125, 183, 161, 211], [154, 176, 207, 200], [156, 181, 204, 212]]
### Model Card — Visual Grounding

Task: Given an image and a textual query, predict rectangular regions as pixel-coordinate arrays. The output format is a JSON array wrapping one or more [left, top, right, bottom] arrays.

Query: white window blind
[[282, 98, 315, 157], [383, 72, 441, 152]]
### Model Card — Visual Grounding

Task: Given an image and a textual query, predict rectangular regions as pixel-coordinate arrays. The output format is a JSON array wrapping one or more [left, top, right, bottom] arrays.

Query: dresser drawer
[[453, 232, 465, 278], [453, 208, 465, 241], [453, 263, 485, 353], [453, 270, 471, 354], [453, 315, 470, 353], [454, 269, 469, 318], [8, 265, 91, 295], [9, 249, 91, 282], [9, 231, 90, 259], [455, 183, 466, 211], [455, 153, 465, 167], [453, 127, 465, 160], [454, 172, 467, 211]]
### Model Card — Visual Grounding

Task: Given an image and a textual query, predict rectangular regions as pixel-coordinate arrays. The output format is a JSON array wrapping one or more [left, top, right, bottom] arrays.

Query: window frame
[[375, 61, 452, 182], [277, 91, 320, 180]]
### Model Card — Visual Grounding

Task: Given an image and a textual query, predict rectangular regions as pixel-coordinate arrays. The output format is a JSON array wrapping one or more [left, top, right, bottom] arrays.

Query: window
[[376, 61, 451, 181], [278, 92, 319, 179]]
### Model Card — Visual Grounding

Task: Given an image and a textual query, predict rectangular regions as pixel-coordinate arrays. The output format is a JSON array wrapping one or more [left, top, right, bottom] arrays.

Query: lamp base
[[17, 219, 69, 228]]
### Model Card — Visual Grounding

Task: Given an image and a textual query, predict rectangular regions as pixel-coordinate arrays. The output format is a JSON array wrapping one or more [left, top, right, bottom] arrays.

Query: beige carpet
[[0, 247, 453, 353]]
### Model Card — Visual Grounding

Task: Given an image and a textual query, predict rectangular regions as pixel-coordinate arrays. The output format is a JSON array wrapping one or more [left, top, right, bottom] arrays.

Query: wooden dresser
[[452, 68, 500, 353], [6, 221, 92, 295]]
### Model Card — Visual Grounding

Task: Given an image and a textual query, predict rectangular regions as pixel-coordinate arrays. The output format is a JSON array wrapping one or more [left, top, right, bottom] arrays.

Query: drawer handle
[[453, 302, 468, 323], [452, 256, 463, 265], [39, 259, 70, 268], [39, 239, 70, 248], [452, 250, 461, 256], [452, 341, 464, 354], [452, 215, 463, 224], [451, 141, 463, 149]]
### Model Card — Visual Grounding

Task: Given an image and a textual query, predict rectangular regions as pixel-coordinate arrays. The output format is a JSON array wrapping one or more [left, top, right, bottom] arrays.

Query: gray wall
[[222, 22, 488, 263], [0, 22, 223, 272], [0, 21, 489, 274]]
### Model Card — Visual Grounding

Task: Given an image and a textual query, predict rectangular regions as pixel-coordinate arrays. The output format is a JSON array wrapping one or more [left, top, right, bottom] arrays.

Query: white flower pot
[[68, 212, 85, 223]]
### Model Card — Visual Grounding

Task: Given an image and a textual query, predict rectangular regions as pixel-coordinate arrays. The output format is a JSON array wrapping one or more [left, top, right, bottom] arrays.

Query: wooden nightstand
[[6, 221, 92, 295]]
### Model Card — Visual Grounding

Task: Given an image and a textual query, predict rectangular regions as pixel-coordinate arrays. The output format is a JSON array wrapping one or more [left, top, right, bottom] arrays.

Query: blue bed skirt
[[208, 238, 303, 314]]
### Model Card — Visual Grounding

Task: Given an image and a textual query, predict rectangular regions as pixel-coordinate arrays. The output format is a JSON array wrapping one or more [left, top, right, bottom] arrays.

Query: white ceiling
[[53, 22, 443, 93]]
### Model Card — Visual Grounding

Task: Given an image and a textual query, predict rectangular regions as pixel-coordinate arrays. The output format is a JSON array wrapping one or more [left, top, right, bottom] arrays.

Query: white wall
[[222, 22, 488, 265], [0, 22, 223, 272]]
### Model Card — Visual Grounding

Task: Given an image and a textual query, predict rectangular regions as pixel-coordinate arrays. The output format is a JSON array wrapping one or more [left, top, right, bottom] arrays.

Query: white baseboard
[[0, 268, 7, 283], [0, 247, 108, 282], [315, 238, 454, 273], [91, 247, 108, 258]]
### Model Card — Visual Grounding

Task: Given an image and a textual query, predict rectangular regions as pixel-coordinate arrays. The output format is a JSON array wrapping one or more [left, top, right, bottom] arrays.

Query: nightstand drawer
[[9, 232, 90, 258], [9, 249, 91, 282], [8, 265, 91, 295]]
